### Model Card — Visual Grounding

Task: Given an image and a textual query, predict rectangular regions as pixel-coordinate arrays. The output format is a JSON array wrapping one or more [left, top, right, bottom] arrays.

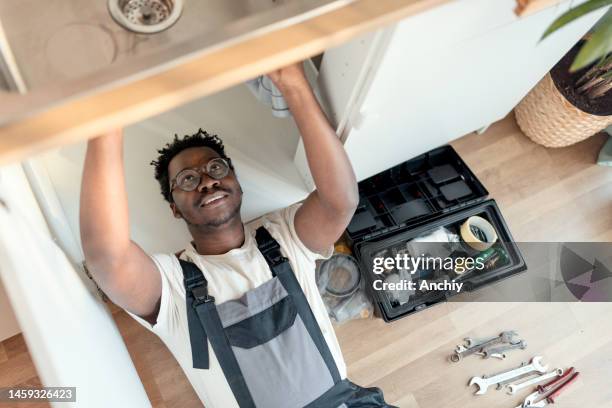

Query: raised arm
[[269, 63, 359, 255], [80, 129, 161, 324]]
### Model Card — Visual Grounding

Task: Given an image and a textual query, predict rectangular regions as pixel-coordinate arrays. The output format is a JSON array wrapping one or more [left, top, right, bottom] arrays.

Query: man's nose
[[197, 174, 220, 192]]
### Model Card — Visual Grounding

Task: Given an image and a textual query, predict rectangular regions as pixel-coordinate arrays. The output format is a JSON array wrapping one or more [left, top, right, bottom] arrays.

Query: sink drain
[[108, 0, 183, 34]]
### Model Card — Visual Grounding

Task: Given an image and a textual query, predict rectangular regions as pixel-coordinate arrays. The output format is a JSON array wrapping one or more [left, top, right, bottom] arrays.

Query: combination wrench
[[507, 368, 563, 395], [496, 368, 535, 390], [451, 331, 517, 362], [469, 356, 548, 395], [479, 340, 527, 359]]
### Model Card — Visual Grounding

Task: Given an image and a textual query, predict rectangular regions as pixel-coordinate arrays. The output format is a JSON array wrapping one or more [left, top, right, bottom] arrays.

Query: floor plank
[[0, 342, 7, 364]]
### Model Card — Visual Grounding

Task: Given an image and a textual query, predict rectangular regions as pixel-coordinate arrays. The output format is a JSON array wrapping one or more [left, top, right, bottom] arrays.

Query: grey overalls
[[180, 226, 397, 408]]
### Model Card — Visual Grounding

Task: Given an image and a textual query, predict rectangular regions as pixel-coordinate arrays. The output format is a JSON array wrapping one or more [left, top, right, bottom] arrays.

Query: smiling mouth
[[199, 193, 229, 208]]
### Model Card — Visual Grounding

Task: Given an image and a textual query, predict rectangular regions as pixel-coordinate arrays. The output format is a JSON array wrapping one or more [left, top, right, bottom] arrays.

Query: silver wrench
[[463, 330, 517, 349], [507, 368, 563, 395], [480, 352, 506, 360], [481, 340, 527, 358], [475, 350, 507, 359], [451, 331, 517, 362], [497, 368, 535, 390], [464, 334, 498, 349], [516, 390, 541, 408], [474, 340, 527, 360], [469, 356, 548, 395]]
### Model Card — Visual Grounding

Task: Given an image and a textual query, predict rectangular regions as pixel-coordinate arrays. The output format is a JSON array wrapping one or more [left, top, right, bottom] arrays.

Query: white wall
[[33, 83, 309, 257], [322, 0, 606, 181]]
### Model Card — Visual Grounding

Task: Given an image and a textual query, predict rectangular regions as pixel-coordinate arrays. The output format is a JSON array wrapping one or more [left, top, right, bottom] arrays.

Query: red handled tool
[[546, 371, 579, 404], [537, 366, 575, 393]]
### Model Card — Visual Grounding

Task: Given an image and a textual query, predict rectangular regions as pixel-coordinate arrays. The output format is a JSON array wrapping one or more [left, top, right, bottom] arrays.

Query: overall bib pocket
[[219, 277, 335, 408]]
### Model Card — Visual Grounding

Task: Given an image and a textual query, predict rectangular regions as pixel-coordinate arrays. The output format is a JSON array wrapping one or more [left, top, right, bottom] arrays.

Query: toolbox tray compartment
[[354, 199, 526, 322], [346, 145, 488, 246]]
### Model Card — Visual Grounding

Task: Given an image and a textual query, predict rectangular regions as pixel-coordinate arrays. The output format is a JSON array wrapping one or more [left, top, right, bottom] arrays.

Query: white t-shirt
[[125, 203, 347, 407]]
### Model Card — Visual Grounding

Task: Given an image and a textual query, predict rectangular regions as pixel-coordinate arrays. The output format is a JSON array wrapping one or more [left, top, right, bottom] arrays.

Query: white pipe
[[0, 164, 151, 408]]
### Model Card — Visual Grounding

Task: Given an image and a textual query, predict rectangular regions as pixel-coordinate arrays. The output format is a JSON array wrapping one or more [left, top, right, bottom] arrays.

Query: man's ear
[[170, 202, 183, 219]]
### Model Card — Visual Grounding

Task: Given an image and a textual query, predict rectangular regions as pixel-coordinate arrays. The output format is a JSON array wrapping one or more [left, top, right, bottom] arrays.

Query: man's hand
[[267, 62, 309, 92], [268, 62, 359, 256]]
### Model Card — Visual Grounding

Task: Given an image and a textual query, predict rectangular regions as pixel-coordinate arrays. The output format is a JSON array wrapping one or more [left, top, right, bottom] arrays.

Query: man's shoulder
[[247, 202, 300, 230], [148, 252, 184, 284], [246, 202, 331, 262]]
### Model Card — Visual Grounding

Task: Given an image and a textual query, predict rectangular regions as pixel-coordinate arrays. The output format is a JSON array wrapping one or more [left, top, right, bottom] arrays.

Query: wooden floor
[[1, 114, 611, 407], [0, 334, 47, 408], [452, 116, 611, 242]]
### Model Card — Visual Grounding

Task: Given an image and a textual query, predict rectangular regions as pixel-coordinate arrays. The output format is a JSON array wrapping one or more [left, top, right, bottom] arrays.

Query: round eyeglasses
[[170, 157, 232, 193]]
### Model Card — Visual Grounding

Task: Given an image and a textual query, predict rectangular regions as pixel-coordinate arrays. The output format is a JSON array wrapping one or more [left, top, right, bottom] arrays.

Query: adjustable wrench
[[469, 356, 548, 395], [451, 331, 517, 362], [507, 368, 563, 395]]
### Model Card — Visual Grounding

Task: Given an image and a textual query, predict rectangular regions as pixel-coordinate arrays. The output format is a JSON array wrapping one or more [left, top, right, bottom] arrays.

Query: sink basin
[[0, 0, 349, 96]]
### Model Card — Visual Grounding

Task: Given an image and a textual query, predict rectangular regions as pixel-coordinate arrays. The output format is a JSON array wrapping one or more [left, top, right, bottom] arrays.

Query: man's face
[[168, 147, 242, 228]]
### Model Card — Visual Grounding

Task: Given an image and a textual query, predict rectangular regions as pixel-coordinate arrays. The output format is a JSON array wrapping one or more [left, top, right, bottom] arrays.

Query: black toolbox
[[346, 145, 527, 322]]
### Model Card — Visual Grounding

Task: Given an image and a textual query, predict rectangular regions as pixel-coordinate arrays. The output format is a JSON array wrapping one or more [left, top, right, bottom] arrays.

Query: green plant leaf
[[571, 8, 612, 71], [594, 52, 612, 69], [541, 0, 612, 40]]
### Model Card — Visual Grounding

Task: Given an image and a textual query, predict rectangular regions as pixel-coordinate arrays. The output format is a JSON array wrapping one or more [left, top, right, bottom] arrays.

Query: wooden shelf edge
[[0, 0, 451, 166]]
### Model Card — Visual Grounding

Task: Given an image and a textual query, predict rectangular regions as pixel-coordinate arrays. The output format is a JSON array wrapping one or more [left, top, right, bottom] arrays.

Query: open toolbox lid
[[346, 145, 489, 246]]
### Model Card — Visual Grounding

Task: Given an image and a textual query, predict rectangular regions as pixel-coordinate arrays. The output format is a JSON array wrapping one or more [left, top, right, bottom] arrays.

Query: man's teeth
[[204, 195, 225, 205]]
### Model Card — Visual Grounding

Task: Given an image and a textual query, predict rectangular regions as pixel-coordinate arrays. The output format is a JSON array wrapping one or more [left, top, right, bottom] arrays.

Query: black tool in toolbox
[[346, 145, 527, 322]]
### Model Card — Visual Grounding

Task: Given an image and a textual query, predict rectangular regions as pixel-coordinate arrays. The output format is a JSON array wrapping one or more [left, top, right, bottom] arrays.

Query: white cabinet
[[315, 0, 606, 181]]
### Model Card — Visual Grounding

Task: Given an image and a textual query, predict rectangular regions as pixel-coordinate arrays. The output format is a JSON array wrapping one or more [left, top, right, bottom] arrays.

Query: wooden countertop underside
[[0, 0, 560, 165], [0, 0, 452, 165]]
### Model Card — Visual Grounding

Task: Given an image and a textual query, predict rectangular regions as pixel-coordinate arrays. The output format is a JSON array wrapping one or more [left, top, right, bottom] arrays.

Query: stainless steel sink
[[0, 0, 350, 108]]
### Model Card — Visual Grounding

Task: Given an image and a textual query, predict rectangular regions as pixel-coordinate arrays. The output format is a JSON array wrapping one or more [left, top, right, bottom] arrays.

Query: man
[[80, 62, 394, 407]]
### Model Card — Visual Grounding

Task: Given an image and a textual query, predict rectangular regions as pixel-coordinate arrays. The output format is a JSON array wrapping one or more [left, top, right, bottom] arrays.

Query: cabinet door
[[322, 0, 605, 181]]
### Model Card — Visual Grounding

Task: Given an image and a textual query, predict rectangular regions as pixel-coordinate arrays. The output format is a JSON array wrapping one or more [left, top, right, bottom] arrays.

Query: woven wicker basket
[[515, 73, 612, 148]]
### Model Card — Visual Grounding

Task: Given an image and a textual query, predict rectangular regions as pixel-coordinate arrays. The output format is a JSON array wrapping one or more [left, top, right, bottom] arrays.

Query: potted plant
[[515, 1, 612, 148]]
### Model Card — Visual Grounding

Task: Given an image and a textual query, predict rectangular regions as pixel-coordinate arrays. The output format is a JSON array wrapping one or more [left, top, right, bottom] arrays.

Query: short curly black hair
[[150, 128, 233, 203]]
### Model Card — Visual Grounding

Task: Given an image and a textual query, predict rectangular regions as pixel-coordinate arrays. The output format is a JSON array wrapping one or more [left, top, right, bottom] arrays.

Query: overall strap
[[254, 226, 342, 384], [254, 227, 286, 276], [180, 259, 211, 370], [179, 260, 256, 408]]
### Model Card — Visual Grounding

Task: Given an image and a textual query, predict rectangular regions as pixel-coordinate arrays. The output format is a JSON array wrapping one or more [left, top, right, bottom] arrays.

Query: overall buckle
[[263, 248, 288, 267], [191, 284, 214, 306]]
